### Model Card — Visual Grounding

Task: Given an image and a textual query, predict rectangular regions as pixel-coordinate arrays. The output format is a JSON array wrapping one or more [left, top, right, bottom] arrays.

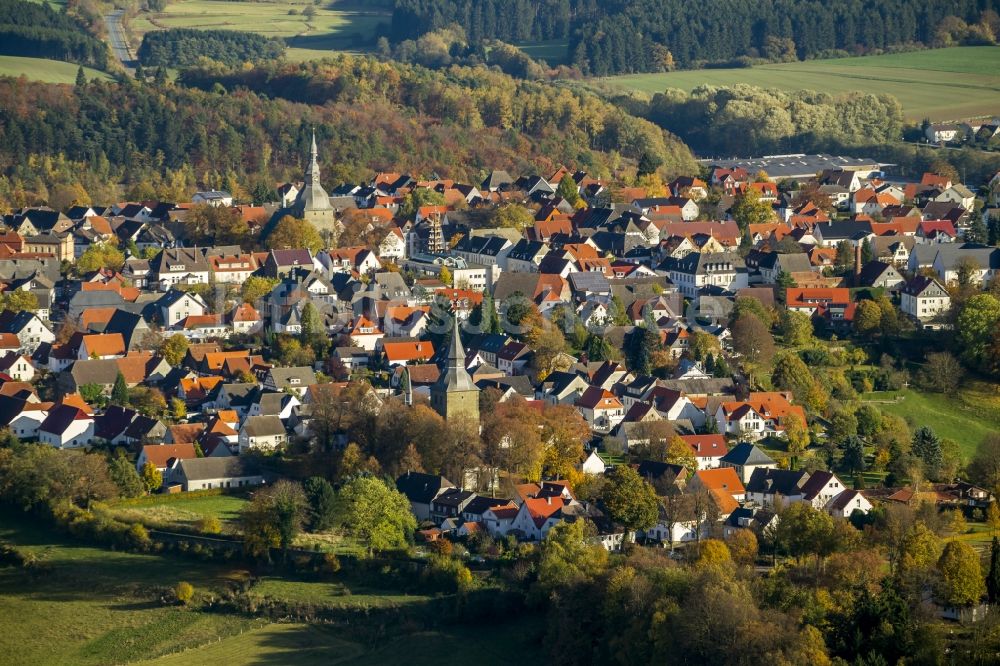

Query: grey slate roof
[[721, 443, 775, 466]]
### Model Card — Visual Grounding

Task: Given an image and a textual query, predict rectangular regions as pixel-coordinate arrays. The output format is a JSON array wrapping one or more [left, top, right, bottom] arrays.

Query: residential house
[[158, 290, 209, 327], [900, 276, 951, 322], [174, 457, 264, 492], [575, 386, 625, 433], [136, 443, 197, 486], [263, 366, 317, 397], [149, 247, 211, 289], [396, 471, 456, 522], [38, 404, 94, 449], [662, 252, 748, 298], [238, 415, 287, 453], [719, 443, 777, 484]]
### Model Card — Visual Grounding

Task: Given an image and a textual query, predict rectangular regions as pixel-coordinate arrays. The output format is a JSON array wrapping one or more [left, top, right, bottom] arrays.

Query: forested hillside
[[0, 54, 695, 209], [138, 28, 286, 67], [389, 0, 1000, 74], [0, 0, 108, 70]]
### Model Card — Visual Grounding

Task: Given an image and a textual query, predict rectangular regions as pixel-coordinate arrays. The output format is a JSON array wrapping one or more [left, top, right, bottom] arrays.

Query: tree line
[[0, 0, 108, 70], [387, 0, 1000, 74], [138, 28, 286, 68]]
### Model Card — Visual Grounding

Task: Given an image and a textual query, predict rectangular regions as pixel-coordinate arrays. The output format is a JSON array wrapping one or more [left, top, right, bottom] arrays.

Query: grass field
[[0, 513, 543, 665], [105, 492, 248, 534], [0, 513, 255, 666], [250, 576, 433, 607], [515, 39, 570, 66], [129, 0, 389, 61], [861, 382, 1000, 459], [595, 46, 1000, 121], [144, 619, 543, 665], [0, 56, 111, 84]]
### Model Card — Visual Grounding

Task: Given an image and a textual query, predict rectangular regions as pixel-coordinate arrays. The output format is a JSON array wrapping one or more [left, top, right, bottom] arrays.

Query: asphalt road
[[104, 10, 135, 70]]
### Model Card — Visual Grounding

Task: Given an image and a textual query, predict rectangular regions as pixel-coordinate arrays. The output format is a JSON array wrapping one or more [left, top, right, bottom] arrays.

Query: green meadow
[[595, 46, 1000, 121], [129, 0, 389, 60], [0, 56, 112, 84]]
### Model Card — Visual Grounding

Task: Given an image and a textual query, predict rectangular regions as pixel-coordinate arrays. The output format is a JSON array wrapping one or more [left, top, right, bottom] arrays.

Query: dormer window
[[289, 378, 300, 385]]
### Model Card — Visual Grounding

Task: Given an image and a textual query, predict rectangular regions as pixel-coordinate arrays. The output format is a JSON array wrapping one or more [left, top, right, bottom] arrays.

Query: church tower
[[292, 130, 337, 235], [431, 314, 480, 423]]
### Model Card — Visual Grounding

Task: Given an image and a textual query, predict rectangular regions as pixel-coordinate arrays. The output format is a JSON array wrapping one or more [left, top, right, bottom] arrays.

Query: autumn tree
[[937, 540, 985, 607], [159, 333, 189, 366], [140, 461, 162, 493], [731, 188, 774, 231], [779, 309, 813, 347], [184, 203, 247, 246], [398, 188, 445, 220], [242, 275, 279, 304], [853, 300, 882, 336], [731, 313, 775, 381], [536, 520, 608, 593], [77, 242, 125, 274], [665, 435, 696, 472], [491, 204, 534, 231], [540, 403, 589, 478], [266, 215, 323, 253], [525, 313, 568, 380], [481, 396, 544, 482], [240, 480, 309, 561], [603, 465, 659, 537]]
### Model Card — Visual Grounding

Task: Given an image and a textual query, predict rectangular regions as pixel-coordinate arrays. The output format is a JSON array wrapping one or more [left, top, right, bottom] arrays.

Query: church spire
[[447, 311, 466, 365], [305, 128, 321, 186]]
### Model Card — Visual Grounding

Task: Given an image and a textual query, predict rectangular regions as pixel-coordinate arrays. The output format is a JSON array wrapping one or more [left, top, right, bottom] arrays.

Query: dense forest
[[635, 85, 905, 157], [0, 54, 695, 210], [138, 28, 286, 67], [0, 0, 108, 70], [389, 0, 1000, 74]]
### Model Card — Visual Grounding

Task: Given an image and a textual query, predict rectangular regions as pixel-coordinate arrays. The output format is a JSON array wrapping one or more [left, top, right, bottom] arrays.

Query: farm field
[[0, 56, 111, 84], [861, 381, 1000, 459], [128, 0, 389, 61], [595, 46, 1000, 122]]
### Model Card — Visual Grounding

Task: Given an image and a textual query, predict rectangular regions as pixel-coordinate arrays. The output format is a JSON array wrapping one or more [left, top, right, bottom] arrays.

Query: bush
[[322, 552, 341, 574], [195, 516, 222, 534], [175, 581, 194, 605]]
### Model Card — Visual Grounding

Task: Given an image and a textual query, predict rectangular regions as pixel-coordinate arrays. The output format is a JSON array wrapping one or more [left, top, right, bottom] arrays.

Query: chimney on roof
[[546, 496, 552, 505]]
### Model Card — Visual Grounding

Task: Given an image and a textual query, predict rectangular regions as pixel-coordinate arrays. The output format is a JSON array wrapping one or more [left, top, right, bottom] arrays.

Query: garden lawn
[[595, 46, 1000, 121], [861, 383, 1000, 460]]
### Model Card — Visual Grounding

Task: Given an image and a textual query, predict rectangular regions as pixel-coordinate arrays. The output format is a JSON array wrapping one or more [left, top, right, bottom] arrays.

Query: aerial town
[[2, 0, 1000, 661], [2, 130, 1000, 658]]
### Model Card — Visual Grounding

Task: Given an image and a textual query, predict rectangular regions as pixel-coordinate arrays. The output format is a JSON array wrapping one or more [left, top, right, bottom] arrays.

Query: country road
[[104, 9, 135, 71]]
